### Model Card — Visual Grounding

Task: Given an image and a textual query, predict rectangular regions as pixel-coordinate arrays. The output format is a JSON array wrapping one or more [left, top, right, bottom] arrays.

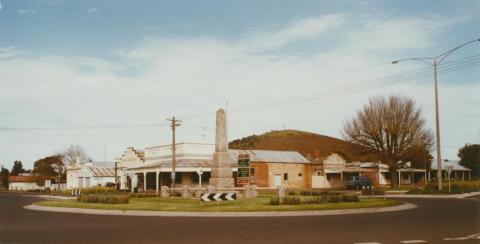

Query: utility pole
[[392, 38, 479, 191], [167, 116, 182, 189]]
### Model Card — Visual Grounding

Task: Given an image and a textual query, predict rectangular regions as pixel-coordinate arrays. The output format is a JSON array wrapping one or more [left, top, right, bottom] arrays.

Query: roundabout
[[1, 193, 479, 243]]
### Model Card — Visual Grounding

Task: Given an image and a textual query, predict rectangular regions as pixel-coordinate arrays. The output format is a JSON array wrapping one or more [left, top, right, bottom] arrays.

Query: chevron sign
[[201, 192, 236, 202], [71, 189, 81, 196]]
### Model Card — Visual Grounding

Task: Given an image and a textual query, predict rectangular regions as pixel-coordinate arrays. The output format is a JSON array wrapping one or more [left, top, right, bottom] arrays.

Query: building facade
[[66, 162, 116, 189]]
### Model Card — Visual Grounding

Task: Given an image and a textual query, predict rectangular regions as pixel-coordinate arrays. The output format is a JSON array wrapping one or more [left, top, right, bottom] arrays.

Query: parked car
[[346, 176, 373, 189]]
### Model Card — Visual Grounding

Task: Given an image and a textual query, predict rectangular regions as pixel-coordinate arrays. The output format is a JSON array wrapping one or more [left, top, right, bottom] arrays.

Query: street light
[[392, 38, 480, 191]]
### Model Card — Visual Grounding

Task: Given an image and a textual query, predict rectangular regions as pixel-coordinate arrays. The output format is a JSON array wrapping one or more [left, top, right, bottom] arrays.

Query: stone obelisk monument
[[209, 108, 235, 188]]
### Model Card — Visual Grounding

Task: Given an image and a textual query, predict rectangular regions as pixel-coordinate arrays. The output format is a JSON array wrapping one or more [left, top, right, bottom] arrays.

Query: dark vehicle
[[346, 176, 372, 189]]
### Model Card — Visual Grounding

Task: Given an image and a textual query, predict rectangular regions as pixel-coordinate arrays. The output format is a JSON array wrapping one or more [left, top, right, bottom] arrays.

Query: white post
[[143, 171, 147, 192], [156, 169, 159, 194], [398, 171, 401, 186], [462, 172, 465, 181]]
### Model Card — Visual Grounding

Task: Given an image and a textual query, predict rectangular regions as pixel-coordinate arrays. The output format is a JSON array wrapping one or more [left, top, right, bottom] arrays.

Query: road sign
[[200, 192, 236, 202], [237, 154, 250, 178], [71, 189, 81, 196], [446, 166, 454, 174]]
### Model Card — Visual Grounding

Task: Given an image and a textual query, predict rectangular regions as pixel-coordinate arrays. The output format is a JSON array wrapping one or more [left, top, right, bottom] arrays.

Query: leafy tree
[[0, 167, 9, 190], [10, 160, 25, 176], [342, 95, 433, 187], [33, 155, 66, 185], [458, 144, 480, 178]]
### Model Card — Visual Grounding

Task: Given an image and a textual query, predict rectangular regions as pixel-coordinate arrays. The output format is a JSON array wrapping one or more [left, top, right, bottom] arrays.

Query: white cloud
[[243, 14, 345, 50], [87, 7, 98, 13], [346, 15, 469, 51], [17, 9, 36, 14], [0, 13, 477, 168]]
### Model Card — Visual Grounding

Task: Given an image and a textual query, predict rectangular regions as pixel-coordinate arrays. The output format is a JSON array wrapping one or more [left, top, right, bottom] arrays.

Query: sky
[[0, 0, 479, 170]]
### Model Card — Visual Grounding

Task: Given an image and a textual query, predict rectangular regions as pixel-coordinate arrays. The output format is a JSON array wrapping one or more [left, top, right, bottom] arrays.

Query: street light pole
[[392, 38, 479, 191]]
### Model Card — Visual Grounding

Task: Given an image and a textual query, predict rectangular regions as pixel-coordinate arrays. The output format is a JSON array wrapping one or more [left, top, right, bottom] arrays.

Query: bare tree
[[342, 95, 433, 187], [61, 144, 91, 165]]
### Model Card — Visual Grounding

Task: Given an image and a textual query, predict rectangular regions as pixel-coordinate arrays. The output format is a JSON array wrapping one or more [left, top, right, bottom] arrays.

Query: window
[[250, 168, 255, 176], [284, 173, 288, 181], [175, 173, 182, 184]]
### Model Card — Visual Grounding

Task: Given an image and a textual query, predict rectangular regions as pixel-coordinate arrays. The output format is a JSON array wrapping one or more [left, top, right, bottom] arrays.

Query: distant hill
[[229, 130, 381, 162]]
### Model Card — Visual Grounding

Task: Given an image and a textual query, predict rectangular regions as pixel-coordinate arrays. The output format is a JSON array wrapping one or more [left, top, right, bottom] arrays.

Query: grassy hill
[[229, 130, 380, 162]]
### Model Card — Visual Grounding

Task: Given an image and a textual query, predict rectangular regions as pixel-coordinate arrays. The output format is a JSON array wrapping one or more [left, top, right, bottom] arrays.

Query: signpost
[[446, 166, 453, 193], [71, 189, 81, 196], [237, 154, 251, 186], [200, 192, 236, 202], [196, 167, 203, 187]]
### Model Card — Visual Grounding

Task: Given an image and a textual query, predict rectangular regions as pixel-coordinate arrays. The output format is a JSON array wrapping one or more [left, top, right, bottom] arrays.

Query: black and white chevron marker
[[201, 192, 236, 202], [71, 189, 81, 196]]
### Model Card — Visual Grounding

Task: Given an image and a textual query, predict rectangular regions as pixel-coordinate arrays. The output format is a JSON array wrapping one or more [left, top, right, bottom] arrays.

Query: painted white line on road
[[400, 240, 427, 243], [444, 232, 480, 241]]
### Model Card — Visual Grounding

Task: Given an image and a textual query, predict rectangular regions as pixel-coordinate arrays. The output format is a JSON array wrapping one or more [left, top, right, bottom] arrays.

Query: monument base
[[209, 178, 235, 188]]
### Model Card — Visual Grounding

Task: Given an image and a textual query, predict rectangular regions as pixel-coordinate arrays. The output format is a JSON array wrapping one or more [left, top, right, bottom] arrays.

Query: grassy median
[[34, 196, 400, 212]]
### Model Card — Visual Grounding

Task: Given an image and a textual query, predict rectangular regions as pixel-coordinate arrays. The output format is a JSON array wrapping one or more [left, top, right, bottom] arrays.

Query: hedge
[[407, 180, 480, 194], [77, 194, 130, 204], [270, 193, 359, 205]]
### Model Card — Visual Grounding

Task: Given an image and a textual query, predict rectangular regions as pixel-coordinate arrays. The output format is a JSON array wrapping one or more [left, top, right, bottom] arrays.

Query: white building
[[8, 175, 48, 191], [66, 162, 116, 189]]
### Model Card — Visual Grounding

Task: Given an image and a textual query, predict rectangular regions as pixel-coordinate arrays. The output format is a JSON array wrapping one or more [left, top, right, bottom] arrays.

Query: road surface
[[1, 193, 479, 244]]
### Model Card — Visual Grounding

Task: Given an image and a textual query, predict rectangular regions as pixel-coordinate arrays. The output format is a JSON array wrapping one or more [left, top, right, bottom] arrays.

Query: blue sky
[[0, 0, 479, 169]]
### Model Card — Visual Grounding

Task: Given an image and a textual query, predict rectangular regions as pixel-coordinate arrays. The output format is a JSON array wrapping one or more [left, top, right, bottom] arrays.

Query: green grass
[[34, 196, 400, 212]]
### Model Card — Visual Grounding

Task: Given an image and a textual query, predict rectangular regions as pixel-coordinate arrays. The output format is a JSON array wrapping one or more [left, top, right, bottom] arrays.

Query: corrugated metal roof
[[230, 150, 310, 164], [87, 166, 115, 177], [128, 149, 310, 169], [430, 160, 471, 171]]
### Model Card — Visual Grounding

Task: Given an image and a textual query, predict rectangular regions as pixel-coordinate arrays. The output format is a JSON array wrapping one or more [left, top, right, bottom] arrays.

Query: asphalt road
[[0, 193, 479, 244]]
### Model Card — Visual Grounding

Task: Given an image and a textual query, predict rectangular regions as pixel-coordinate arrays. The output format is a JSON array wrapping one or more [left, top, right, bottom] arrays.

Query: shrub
[[406, 188, 423, 194], [80, 187, 117, 195], [269, 196, 280, 205], [305, 196, 326, 204], [287, 191, 298, 196], [326, 194, 342, 203], [342, 194, 359, 202], [406, 181, 480, 194], [130, 193, 159, 198], [361, 189, 385, 196], [282, 196, 301, 205], [77, 194, 129, 204]]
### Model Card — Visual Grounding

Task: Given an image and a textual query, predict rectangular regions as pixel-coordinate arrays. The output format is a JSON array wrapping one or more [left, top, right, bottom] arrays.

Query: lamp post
[[392, 38, 480, 191]]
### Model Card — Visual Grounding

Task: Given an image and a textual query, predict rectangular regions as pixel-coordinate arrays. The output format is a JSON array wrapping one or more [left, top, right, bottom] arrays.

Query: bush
[[282, 196, 301, 205], [269, 196, 280, 205], [406, 188, 424, 194], [80, 187, 117, 195], [410, 181, 480, 194], [361, 189, 385, 196], [77, 194, 129, 204], [304, 196, 327, 204], [342, 194, 359, 202], [287, 191, 298, 196], [130, 193, 159, 198], [326, 194, 342, 203]]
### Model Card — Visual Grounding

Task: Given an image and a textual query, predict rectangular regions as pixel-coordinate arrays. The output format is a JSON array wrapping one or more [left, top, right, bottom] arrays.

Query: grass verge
[[34, 196, 401, 212]]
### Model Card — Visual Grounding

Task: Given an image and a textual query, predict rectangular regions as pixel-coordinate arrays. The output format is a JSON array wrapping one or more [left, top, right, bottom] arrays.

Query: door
[[85, 177, 91, 188], [274, 174, 282, 187]]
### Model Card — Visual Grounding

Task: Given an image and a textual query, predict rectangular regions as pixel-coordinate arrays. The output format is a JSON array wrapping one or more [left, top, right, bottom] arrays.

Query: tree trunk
[[390, 168, 398, 188]]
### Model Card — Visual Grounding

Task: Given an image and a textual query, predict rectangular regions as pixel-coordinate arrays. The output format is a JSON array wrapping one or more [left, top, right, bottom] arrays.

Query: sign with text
[[237, 154, 250, 178]]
